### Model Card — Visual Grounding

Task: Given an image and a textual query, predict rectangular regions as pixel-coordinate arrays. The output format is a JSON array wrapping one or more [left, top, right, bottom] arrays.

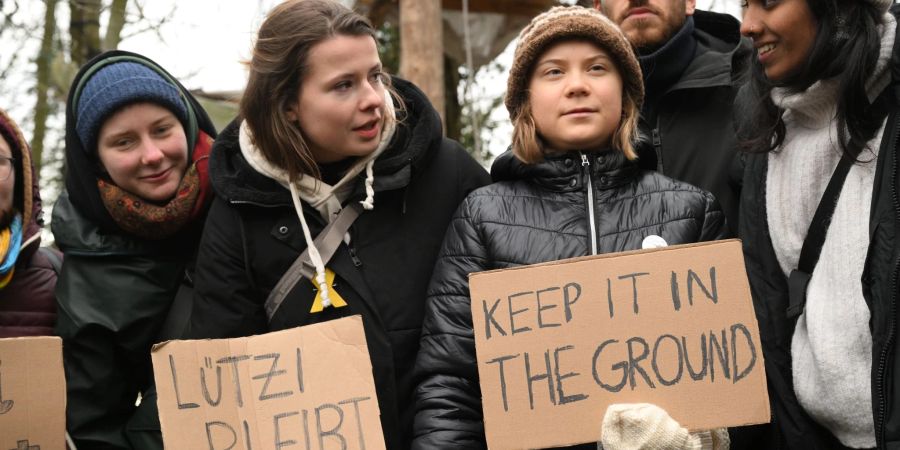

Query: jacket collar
[[490, 148, 638, 192], [667, 10, 752, 92]]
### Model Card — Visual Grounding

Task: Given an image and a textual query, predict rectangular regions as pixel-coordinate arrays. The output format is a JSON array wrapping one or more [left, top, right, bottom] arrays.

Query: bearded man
[[596, 0, 750, 231]]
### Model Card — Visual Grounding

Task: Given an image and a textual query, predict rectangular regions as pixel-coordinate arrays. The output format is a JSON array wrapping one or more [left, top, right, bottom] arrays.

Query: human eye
[[589, 63, 607, 73], [370, 71, 385, 85], [153, 123, 173, 136], [333, 80, 353, 92], [110, 136, 135, 149], [543, 67, 564, 78]]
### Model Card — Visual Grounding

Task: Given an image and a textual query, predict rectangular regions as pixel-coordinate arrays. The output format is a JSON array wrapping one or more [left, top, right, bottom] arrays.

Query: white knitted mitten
[[599, 403, 730, 450]]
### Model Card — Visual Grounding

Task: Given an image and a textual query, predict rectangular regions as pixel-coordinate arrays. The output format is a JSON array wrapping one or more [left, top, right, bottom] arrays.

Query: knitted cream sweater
[[767, 14, 896, 448]]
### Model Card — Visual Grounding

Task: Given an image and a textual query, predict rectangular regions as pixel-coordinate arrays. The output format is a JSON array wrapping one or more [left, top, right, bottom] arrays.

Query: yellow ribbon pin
[[310, 268, 349, 313]]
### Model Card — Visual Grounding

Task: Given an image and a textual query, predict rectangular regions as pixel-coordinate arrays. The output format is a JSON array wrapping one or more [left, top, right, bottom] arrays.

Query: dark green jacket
[[53, 192, 190, 449], [54, 49, 216, 450]]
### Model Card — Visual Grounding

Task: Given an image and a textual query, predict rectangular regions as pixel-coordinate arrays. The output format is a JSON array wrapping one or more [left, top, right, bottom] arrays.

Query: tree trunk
[[69, 0, 102, 66], [102, 0, 127, 51], [32, 0, 59, 176], [399, 0, 444, 127]]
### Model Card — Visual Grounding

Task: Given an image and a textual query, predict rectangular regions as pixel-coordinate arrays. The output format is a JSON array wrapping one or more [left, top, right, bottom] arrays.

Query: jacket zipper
[[876, 111, 900, 448], [581, 153, 598, 255], [348, 246, 363, 267], [652, 125, 663, 173]]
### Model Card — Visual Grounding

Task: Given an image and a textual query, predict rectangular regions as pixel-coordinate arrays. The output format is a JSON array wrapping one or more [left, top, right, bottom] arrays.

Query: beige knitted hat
[[505, 6, 644, 121]]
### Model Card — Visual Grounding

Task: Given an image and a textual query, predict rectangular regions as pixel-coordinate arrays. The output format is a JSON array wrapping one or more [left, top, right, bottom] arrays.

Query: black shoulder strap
[[264, 202, 363, 322], [786, 152, 855, 319]]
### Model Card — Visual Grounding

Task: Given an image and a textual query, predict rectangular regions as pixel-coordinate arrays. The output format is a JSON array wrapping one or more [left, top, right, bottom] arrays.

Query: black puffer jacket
[[188, 77, 490, 450], [739, 8, 900, 448], [411, 149, 727, 449]]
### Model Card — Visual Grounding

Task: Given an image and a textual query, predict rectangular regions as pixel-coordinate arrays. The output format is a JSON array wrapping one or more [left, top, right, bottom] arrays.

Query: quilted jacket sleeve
[[411, 195, 491, 449], [700, 192, 730, 242]]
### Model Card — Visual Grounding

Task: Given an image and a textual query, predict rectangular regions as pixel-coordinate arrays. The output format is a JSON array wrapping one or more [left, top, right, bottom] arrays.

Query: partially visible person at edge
[[53, 50, 217, 449], [738, 0, 899, 449], [0, 108, 60, 337], [185, 0, 490, 448], [588, 0, 750, 230], [411, 6, 728, 450]]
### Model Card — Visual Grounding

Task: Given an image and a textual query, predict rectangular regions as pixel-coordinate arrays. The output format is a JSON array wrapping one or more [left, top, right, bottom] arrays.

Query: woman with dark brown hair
[[187, 0, 489, 447]]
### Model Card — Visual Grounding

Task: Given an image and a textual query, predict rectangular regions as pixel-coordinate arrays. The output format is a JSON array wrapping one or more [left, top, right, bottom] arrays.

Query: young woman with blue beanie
[[53, 50, 217, 449]]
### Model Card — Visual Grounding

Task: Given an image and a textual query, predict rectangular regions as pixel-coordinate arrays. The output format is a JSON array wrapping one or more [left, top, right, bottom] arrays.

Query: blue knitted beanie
[[75, 61, 188, 153]]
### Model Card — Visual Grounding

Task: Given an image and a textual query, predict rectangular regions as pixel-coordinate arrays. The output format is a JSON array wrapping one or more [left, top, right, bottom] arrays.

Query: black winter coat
[[188, 77, 490, 450], [411, 149, 727, 449], [636, 10, 750, 231], [739, 10, 900, 449]]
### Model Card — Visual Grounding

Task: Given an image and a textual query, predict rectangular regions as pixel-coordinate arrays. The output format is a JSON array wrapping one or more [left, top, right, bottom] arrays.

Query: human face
[[528, 40, 624, 153], [97, 102, 189, 203], [740, 0, 818, 83], [596, 0, 696, 53], [288, 34, 386, 164], [0, 135, 14, 228]]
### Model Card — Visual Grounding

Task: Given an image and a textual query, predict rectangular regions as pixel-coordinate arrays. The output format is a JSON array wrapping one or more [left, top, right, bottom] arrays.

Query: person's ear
[[685, 0, 697, 16]]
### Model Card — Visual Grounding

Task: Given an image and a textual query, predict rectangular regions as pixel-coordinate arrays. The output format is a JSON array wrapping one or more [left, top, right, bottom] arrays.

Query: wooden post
[[399, 0, 445, 127]]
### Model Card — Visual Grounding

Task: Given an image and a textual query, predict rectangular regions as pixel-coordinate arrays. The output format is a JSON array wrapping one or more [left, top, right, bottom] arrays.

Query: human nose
[[564, 72, 589, 98], [740, 6, 762, 38], [359, 80, 385, 112], [140, 139, 165, 166]]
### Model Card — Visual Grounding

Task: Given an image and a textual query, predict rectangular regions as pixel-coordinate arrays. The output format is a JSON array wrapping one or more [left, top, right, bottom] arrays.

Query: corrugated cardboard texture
[[0, 336, 66, 450], [469, 240, 770, 449], [151, 315, 385, 450]]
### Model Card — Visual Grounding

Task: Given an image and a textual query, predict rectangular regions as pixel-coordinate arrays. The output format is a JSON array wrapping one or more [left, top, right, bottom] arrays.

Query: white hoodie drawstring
[[289, 184, 331, 308], [361, 160, 376, 210], [239, 90, 398, 311]]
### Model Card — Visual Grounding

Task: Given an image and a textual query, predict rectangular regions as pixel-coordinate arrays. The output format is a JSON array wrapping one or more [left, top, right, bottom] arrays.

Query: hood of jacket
[[0, 108, 42, 257], [490, 148, 640, 192], [674, 9, 752, 91], [210, 76, 444, 206], [60, 50, 217, 238]]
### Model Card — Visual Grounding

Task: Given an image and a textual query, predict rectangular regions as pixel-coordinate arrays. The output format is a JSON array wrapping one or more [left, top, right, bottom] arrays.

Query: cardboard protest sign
[[0, 336, 66, 450], [152, 315, 385, 450], [469, 239, 769, 449]]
